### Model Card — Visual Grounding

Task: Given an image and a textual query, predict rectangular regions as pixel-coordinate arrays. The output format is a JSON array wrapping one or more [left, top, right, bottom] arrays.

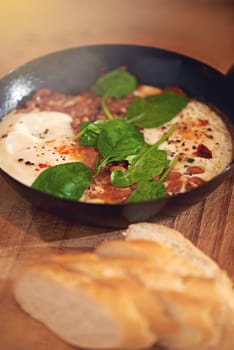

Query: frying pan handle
[[226, 65, 234, 87]]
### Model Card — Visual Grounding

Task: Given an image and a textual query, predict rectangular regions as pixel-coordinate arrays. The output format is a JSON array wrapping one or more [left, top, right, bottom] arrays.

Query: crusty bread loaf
[[14, 223, 234, 350]]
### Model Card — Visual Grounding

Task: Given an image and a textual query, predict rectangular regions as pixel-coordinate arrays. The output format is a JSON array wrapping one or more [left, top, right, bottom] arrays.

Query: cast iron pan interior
[[0, 44, 233, 227]]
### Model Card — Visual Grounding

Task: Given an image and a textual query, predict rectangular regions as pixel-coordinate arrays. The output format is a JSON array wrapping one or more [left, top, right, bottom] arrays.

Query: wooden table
[[0, 1, 233, 349]]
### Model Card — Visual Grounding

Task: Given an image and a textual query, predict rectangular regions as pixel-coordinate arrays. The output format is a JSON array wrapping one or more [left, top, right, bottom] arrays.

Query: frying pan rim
[[0, 43, 229, 82], [0, 43, 233, 210]]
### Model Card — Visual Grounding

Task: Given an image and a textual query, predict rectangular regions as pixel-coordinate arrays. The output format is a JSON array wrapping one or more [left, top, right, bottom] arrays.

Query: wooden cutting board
[[0, 171, 233, 350]]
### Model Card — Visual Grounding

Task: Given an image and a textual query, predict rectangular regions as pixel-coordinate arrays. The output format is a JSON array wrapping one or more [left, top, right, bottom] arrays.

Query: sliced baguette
[[96, 224, 234, 350], [53, 253, 228, 348], [51, 253, 180, 337], [96, 245, 230, 349], [96, 239, 205, 277], [14, 223, 234, 350], [124, 223, 234, 350], [14, 262, 156, 350], [124, 223, 220, 277]]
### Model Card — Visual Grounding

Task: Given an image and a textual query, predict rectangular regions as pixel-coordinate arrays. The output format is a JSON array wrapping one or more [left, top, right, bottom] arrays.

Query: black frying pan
[[0, 44, 233, 227]]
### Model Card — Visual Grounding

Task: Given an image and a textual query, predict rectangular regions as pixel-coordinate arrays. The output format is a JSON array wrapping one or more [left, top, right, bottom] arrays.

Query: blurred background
[[0, 0, 233, 77]]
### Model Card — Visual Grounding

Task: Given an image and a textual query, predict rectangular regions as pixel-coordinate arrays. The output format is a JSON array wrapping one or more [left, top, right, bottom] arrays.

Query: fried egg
[[0, 111, 81, 186], [0, 99, 232, 198], [143, 101, 233, 186]]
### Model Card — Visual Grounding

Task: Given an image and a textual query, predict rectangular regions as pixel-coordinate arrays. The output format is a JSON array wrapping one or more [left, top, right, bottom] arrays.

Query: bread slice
[[14, 262, 156, 350], [96, 239, 205, 277], [50, 253, 179, 337], [124, 223, 220, 277], [14, 223, 234, 350], [51, 250, 230, 349], [96, 224, 234, 350], [96, 247, 228, 349], [124, 223, 234, 349]]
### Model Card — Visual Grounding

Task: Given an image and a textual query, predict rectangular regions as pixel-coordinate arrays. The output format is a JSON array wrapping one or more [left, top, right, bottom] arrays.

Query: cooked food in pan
[[0, 67, 232, 203]]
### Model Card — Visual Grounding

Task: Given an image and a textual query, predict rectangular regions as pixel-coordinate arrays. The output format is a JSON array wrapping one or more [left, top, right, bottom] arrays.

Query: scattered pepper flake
[[198, 119, 209, 126], [186, 158, 195, 163], [196, 144, 212, 159]]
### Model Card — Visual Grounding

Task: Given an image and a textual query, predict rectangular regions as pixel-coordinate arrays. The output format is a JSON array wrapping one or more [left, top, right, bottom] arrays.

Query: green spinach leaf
[[127, 154, 179, 203], [127, 91, 188, 128], [94, 68, 137, 98], [96, 118, 144, 171], [32, 162, 92, 200], [73, 120, 109, 146], [93, 68, 137, 120], [111, 147, 169, 187], [128, 180, 167, 203], [111, 124, 176, 186]]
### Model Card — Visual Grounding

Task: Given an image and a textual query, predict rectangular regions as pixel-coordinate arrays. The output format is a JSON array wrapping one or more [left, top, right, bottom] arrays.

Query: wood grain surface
[[0, 1, 233, 349]]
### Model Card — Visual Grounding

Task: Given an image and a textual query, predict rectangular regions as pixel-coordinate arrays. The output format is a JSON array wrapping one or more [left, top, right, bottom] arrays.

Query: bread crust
[[14, 223, 234, 350]]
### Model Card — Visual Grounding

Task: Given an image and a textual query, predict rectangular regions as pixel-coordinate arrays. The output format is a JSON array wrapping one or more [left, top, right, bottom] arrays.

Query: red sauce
[[38, 163, 51, 169], [54, 144, 74, 155]]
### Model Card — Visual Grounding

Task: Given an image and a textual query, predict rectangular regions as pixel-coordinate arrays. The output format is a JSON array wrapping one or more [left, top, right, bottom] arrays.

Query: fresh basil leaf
[[79, 120, 109, 146], [94, 69, 137, 99], [127, 91, 189, 128], [111, 146, 169, 187], [128, 180, 167, 203], [96, 118, 144, 171], [32, 162, 92, 200]]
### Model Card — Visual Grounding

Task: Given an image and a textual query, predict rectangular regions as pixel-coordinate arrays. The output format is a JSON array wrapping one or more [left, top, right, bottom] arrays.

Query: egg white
[[0, 111, 81, 186], [143, 101, 233, 182]]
